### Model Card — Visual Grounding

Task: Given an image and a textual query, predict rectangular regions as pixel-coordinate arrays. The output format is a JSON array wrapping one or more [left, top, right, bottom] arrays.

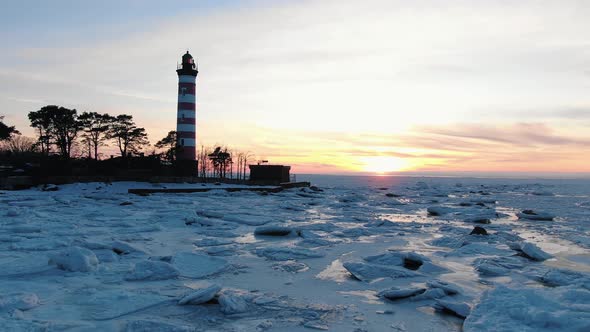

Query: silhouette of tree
[[208, 146, 232, 178], [78, 112, 112, 160], [28, 105, 80, 158], [155, 130, 178, 161], [0, 116, 19, 141], [107, 114, 149, 157], [28, 107, 52, 154]]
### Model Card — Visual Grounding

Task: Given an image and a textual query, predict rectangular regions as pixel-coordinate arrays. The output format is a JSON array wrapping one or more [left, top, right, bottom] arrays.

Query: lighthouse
[[176, 51, 198, 173]]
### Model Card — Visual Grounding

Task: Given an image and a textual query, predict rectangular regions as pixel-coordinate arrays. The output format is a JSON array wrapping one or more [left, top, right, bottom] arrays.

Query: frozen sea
[[0, 175, 589, 331]]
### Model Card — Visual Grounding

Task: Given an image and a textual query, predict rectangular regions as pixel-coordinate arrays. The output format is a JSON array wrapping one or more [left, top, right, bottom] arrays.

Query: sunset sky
[[1, 0, 589, 176]]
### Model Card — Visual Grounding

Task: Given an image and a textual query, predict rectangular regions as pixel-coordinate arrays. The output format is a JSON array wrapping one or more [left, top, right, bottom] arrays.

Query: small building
[[249, 165, 291, 184]]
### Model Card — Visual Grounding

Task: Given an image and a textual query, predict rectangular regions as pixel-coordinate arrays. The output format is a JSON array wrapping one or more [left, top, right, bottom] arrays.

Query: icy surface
[[464, 285, 590, 331], [48, 246, 99, 272], [0, 177, 588, 331]]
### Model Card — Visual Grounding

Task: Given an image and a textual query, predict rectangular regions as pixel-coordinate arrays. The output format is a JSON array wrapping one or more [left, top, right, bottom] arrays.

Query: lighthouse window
[[181, 139, 185, 146]]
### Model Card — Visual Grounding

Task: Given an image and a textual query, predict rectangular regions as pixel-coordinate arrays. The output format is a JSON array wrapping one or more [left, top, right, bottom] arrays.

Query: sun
[[361, 156, 410, 174]]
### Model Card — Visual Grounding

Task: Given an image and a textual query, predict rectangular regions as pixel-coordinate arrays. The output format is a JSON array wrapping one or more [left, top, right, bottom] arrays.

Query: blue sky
[[1, 0, 589, 174]]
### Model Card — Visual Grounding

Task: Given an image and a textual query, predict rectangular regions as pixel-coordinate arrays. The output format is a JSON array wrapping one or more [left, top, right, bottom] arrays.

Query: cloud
[[2, 1, 590, 174]]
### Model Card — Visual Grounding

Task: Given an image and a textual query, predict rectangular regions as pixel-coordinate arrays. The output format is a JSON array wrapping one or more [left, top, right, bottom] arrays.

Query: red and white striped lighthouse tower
[[176, 51, 198, 162]]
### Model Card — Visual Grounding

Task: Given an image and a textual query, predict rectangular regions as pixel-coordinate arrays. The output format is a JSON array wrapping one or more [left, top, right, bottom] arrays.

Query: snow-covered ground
[[0, 176, 589, 331]]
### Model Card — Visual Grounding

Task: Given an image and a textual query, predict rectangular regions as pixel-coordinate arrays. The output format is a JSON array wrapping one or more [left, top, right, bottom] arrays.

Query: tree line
[[27, 105, 148, 160], [1, 105, 257, 180]]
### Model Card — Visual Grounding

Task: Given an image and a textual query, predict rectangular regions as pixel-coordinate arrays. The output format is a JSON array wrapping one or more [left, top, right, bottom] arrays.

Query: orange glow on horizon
[[360, 156, 412, 174]]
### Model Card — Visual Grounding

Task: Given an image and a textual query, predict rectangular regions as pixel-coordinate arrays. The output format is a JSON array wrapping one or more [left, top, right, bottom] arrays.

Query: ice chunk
[[223, 215, 270, 226], [364, 252, 447, 273], [218, 292, 249, 315], [473, 257, 525, 276], [518, 242, 552, 261], [194, 238, 234, 247], [464, 285, 590, 332], [464, 216, 492, 224], [171, 252, 228, 278], [434, 299, 471, 318], [8, 225, 42, 233], [537, 268, 590, 287], [343, 262, 421, 282], [0, 293, 40, 312], [48, 246, 99, 272], [111, 240, 145, 255], [124, 320, 196, 332], [530, 191, 554, 196], [412, 288, 447, 300], [125, 260, 180, 281], [178, 284, 221, 305], [197, 210, 224, 219], [517, 210, 555, 221], [426, 280, 463, 295], [255, 247, 324, 261], [378, 287, 426, 300], [272, 260, 309, 273]]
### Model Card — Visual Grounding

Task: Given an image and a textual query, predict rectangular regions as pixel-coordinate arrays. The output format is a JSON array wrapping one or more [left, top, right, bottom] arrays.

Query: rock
[[470, 226, 488, 235], [385, 193, 401, 197], [518, 242, 552, 261], [125, 260, 180, 281], [378, 287, 426, 300], [434, 299, 471, 318], [48, 246, 99, 272], [427, 206, 454, 216], [464, 216, 491, 224], [178, 284, 221, 305], [254, 225, 293, 236], [119, 201, 133, 206], [218, 292, 249, 314], [517, 210, 555, 221]]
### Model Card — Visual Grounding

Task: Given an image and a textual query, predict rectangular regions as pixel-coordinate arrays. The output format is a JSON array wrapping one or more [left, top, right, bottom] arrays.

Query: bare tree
[[242, 151, 253, 180], [198, 145, 211, 179], [3, 135, 37, 154]]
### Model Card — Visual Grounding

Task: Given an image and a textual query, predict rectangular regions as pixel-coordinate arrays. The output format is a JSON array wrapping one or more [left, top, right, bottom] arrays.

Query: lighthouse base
[[174, 160, 198, 176]]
